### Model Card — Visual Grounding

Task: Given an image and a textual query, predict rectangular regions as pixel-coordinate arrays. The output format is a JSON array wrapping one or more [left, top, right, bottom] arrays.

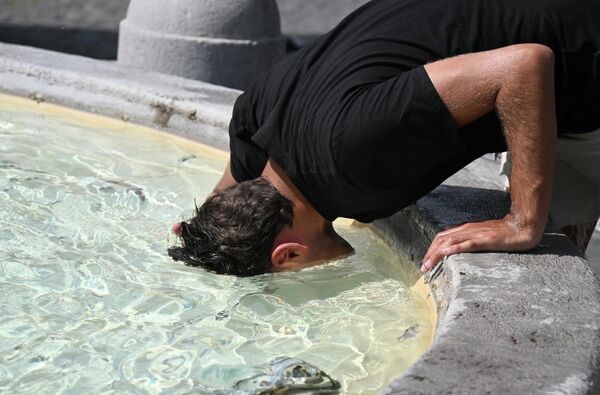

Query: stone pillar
[[117, 0, 286, 90]]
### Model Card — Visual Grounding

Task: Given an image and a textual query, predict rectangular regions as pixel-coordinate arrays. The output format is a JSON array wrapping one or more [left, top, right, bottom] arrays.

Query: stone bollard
[[117, 0, 286, 90]]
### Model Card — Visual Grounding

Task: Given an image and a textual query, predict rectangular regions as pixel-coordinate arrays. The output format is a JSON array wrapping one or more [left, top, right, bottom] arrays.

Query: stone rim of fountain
[[1, 42, 599, 394]]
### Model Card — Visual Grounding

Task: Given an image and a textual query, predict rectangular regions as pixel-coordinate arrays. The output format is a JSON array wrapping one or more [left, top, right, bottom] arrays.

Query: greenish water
[[0, 103, 433, 394]]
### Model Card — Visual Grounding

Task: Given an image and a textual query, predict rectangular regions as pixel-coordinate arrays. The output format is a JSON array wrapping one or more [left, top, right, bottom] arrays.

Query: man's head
[[168, 177, 293, 276], [169, 177, 353, 276]]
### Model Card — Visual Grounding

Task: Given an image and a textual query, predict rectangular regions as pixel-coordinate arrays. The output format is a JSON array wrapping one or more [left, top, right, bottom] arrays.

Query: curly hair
[[168, 177, 294, 276]]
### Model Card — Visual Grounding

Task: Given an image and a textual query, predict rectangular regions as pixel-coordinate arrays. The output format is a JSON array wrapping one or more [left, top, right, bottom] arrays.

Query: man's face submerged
[[271, 223, 354, 272], [171, 219, 354, 275]]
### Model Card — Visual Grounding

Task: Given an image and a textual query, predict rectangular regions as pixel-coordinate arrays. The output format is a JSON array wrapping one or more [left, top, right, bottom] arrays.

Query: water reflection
[[0, 104, 433, 394]]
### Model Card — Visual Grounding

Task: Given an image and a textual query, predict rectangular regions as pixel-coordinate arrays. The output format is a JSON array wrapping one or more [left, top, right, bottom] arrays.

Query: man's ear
[[271, 242, 308, 267]]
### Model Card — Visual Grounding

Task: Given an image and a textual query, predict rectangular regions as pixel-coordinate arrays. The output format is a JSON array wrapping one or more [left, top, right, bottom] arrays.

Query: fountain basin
[[1, 42, 600, 394]]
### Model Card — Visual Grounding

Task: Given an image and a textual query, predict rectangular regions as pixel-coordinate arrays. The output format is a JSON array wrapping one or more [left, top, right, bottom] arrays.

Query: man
[[169, 0, 600, 276]]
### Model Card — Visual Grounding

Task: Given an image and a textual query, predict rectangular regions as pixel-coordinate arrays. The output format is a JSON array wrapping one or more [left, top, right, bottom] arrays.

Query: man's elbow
[[511, 43, 555, 74]]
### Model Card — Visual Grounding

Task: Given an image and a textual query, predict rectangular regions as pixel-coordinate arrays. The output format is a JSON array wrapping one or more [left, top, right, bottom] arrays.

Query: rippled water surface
[[0, 99, 434, 394]]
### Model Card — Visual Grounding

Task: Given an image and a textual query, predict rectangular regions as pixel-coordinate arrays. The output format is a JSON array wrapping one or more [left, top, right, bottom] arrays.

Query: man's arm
[[421, 44, 557, 272], [210, 159, 238, 197]]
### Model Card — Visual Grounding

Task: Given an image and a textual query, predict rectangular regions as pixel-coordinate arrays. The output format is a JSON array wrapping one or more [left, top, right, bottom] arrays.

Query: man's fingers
[[421, 216, 535, 273], [423, 225, 479, 266], [437, 221, 494, 237], [422, 232, 473, 272], [422, 235, 450, 271], [421, 221, 508, 272], [443, 222, 470, 231], [441, 239, 480, 256], [422, 237, 477, 272]]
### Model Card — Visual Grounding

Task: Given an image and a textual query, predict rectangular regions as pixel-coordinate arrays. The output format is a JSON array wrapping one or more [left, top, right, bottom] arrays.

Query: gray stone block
[[117, 0, 286, 90]]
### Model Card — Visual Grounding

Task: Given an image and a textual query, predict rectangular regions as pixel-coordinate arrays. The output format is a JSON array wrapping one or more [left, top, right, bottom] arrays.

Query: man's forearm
[[421, 44, 557, 271], [496, 46, 556, 238], [212, 160, 237, 195]]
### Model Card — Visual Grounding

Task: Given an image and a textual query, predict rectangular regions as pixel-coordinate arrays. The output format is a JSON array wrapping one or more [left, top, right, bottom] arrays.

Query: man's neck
[[261, 158, 330, 234], [262, 157, 354, 266]]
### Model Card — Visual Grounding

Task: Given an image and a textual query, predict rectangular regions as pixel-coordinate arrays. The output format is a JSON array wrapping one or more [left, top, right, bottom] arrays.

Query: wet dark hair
[[168, 177, 294, 276]]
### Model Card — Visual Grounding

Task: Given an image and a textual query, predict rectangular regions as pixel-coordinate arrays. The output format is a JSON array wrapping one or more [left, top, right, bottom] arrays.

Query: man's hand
[[421, 215, 541, 272], [420, 44, 557, 271]]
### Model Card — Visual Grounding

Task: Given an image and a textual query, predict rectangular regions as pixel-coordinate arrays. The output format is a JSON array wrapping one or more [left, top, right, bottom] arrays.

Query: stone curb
[[373, 161, 600, 394], [0, 42, 238, 151], [1, 42, 599, 394]]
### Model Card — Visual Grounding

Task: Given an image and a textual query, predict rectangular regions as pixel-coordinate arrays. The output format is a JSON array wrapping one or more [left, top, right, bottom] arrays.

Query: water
[[0, 97, 434, 394]]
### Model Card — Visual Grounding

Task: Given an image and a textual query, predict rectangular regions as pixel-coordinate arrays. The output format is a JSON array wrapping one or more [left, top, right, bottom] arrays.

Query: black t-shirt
[[230, 0, 600, 222]]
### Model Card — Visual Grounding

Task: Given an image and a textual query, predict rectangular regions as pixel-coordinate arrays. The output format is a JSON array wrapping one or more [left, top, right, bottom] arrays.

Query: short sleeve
[[331, 65, 466, 191], [228, 93, 268, 182]]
